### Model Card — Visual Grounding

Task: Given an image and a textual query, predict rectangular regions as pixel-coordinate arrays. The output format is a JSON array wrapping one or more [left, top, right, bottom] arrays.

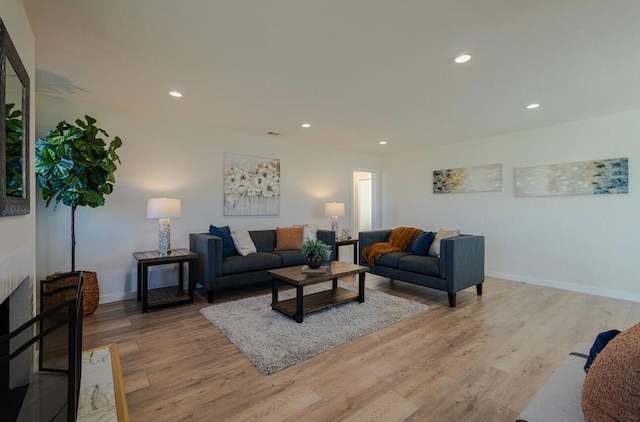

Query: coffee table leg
[[296, 285, 304, 323], [272, 278, 279, 304], [358, 272, 365, 303], [332, 277, 338, 289]]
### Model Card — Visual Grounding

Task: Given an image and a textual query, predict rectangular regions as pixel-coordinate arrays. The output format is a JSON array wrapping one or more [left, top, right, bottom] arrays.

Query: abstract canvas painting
[[433, 164, 502, 194], [515, 157, 628, 196], [224, 153, 280, 215]]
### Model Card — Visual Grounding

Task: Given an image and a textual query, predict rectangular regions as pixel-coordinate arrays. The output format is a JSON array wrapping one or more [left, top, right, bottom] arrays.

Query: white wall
[[383, 109, 640, 302], [35, 96, 381, 303], [0, 1, 36, 303]]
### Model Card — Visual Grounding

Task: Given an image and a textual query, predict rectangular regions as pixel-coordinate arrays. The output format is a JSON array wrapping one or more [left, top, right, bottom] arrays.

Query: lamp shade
[[324, 202, 345, 217], [146, 198, 181, 219]]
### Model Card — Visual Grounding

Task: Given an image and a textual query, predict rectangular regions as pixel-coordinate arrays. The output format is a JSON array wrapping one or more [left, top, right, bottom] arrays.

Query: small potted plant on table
[[300, 239, 328, 269]]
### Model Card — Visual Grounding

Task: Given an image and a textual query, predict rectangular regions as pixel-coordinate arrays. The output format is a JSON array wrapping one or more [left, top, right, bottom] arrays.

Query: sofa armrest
[[358, 230, 392, 266], [189, 233, 223, 289], [316, 230, 336, 257], [439, 235, 485, 292], [517, 343, 590, 422]]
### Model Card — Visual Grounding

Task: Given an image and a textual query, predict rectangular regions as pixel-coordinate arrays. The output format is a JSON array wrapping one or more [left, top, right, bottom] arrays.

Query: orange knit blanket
[[362, 226, 423, 266]]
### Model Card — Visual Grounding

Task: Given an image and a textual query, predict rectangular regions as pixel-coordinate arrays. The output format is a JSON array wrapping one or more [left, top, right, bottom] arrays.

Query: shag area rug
[[200, 283, 428, 374]]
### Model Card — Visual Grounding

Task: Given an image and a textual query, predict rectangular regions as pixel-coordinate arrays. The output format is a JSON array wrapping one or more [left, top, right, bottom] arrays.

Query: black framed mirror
[[0, 18, 30, 216]]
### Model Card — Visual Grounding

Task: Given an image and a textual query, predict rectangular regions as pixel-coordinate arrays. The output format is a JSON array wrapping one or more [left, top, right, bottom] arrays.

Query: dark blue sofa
[[189, 229, 335, 302], [359, 229, 485, 307]]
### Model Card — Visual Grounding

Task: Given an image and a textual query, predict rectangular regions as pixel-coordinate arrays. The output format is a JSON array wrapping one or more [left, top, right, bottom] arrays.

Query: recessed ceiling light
[[301, 123, 311, 128], [169, 91, 182, 97], [525, 103, 540, 109], [454, 54, 471, 64], [379, 141, 387, 145]]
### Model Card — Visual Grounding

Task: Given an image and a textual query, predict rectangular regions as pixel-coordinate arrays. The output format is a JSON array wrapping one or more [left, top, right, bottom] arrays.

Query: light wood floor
[[82, 276, 640, 422]]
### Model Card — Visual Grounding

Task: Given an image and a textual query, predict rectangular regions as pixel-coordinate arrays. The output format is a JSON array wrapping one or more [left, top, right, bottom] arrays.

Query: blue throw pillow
[[584, 329, 620, 373], [209, 225, 237, 257], [412, 231, 435, 256], [405, 231, 424, 253]]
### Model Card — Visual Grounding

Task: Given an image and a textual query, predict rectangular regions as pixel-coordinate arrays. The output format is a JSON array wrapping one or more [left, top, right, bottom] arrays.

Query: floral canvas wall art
[[224, 153, 280, 215], [515, 157, 628, 196], [433, 164, 502, 194]]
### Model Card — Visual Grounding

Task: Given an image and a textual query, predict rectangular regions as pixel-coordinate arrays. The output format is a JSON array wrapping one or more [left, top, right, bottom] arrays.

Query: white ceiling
[[23, 0, 640, 155]]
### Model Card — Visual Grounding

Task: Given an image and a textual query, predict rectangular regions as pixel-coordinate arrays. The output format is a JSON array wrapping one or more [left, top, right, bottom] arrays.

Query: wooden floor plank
[[82, 275, 640, 421], [228, 383, 321, 422], [341, 390, 419, 422]]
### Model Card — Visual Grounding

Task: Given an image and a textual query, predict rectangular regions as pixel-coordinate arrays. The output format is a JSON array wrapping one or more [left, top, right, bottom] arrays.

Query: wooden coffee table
[[269, 261, 369, 323]]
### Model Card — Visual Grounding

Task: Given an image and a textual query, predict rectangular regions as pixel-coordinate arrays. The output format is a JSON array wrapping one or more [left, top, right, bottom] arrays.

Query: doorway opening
[[352, 170, 376, 237]]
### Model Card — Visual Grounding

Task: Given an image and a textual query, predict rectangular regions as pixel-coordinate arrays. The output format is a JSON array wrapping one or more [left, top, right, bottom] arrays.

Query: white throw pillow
[[295, 224, 318, 242], [230, 228, 257, 256], [428, 228, 461, 258]]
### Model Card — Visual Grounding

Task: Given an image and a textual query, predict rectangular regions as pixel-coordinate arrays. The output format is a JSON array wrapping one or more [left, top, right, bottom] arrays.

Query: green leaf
[[52, 158, 74, 179], [92, 138, 107, 148], [111, 136, 122, 149], [66, 127, 85, 141], [86, 125, 98, 141]]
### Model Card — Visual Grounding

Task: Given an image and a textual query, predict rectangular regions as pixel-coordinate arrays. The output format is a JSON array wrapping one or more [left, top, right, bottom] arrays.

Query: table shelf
[[147, 286, 191, 308], [271, 287, 358, 318]]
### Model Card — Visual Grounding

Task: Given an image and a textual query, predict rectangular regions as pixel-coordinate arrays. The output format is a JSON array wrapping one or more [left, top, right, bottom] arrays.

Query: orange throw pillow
[[581, 322, 640, 422], [275, 226, 304, 251]]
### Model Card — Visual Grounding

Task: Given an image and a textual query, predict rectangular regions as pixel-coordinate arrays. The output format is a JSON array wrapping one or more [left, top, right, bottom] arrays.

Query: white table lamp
[[324, 202, 345, 233], [147, 198, 181, 255]]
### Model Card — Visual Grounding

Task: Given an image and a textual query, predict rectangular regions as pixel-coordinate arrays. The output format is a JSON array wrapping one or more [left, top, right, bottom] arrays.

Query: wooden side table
[[334, 238, 359, 264], [133, 248, 198, 313]]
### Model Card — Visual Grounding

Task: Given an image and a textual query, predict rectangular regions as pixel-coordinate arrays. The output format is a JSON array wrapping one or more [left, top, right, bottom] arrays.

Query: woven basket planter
[[44, 271, 100, 316]]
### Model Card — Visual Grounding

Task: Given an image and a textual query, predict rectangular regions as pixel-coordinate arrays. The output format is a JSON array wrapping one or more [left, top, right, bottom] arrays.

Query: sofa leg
[[207, 290, 214, 303], [448, 292, 456, 308], [476, 283, 483, 296]]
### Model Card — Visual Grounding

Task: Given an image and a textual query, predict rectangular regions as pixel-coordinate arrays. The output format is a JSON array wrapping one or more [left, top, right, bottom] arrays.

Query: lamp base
[[158, 218, 171, 256], [331, 217, 338, 233]]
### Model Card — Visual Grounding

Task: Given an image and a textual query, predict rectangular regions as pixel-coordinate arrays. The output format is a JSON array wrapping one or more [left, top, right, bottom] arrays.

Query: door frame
[[350, 167, 381, 236]]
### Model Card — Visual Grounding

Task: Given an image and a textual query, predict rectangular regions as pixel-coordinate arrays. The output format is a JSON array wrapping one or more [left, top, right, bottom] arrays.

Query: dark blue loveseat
[[359, 229, 485, 307], [189, 229, 335, 303]]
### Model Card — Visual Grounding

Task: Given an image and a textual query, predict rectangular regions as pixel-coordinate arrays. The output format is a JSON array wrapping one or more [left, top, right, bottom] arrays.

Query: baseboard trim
[[99, 278, 190, 304], [100, 291, 137, 304], [486, 271, 640, 303]]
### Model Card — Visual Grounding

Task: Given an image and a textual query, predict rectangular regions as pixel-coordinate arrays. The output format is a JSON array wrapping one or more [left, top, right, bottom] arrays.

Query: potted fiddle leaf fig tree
[[35, 115, 122, 314]]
